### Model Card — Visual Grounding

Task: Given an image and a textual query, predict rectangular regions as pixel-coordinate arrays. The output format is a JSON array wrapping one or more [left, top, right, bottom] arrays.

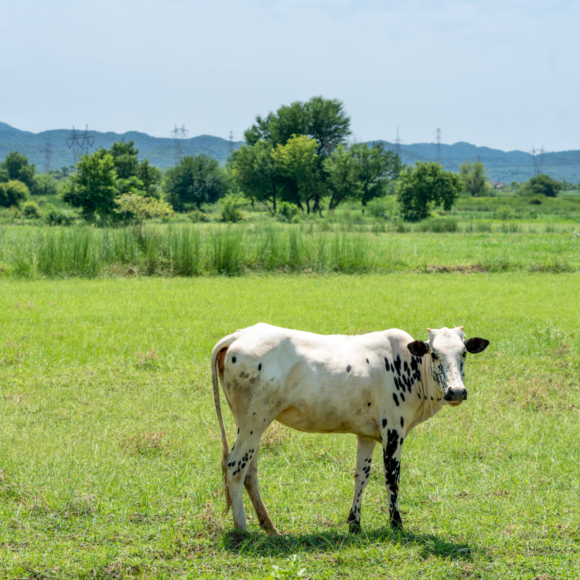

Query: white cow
[[211, 323, 489, 535]]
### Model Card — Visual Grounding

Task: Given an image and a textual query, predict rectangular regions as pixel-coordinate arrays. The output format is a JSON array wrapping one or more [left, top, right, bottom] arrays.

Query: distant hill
[[0, 125, 243, 170], [1, 124, 579, 182], [373, 141, 580, 183]]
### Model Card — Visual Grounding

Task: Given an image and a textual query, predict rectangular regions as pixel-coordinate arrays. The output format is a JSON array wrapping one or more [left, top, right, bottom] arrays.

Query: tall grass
[[0, 222, 579, 278]]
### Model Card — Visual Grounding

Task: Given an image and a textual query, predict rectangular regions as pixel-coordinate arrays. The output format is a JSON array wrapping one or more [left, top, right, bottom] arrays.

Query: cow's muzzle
[[444, 387, 467, 404]]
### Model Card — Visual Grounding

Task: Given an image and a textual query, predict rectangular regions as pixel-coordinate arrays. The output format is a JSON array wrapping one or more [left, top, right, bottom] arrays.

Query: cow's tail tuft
[[211, 333, 237, 517]]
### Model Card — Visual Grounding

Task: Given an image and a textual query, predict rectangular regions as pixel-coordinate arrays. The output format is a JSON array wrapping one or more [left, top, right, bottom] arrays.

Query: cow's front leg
[[347, 435, 376, 533], [382, 427, 404, 528]]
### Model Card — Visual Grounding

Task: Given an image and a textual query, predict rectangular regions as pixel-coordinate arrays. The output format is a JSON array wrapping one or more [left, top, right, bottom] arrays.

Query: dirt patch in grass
[[120, 431, 168, 456]]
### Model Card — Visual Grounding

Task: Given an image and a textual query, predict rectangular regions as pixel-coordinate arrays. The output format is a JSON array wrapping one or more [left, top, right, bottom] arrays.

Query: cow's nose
[[444, 387, 467, 402]]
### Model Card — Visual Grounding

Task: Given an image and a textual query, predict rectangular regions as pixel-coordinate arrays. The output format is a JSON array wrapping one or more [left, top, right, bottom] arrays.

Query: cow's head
[[407, 327, 489, 406]]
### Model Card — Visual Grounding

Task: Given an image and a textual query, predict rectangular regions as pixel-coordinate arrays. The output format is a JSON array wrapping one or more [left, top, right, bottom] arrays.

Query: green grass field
[[1, 274, 579, 579]]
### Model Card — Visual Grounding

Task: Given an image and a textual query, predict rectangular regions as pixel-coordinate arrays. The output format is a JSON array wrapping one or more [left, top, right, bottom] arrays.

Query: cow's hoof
[[265, 526, 279, 537], [348, 520, 362, 534]]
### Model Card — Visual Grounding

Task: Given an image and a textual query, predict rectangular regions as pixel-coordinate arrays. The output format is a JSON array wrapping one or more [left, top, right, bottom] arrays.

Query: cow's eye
[[431, 352, 439, 361]]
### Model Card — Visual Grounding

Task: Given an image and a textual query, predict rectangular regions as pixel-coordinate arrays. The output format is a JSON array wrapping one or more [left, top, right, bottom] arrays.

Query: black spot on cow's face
[[258, 363, 262, 371], [232, 356, 237, 363], [347, 365, 352, 373]]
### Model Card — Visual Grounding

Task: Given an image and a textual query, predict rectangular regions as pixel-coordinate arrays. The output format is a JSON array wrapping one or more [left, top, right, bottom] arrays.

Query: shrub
[[418, 218, 458, 233], [495, 205, 515, 220], [187, 209, 210, 223], [44, 205, 73, 226], [528, 196, 543, 205], [521, 174, 563, 198], [276, 201, 299, 223], [220, 193, 246, 223], [22, 200, 41, 219], [0, 180, 29, 208], [366, 197, 394, 219]]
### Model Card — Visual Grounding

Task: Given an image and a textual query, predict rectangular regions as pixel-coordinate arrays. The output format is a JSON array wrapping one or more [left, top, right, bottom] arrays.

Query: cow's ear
[[407, 340, 430, 357], [464, 337, 489, 354]]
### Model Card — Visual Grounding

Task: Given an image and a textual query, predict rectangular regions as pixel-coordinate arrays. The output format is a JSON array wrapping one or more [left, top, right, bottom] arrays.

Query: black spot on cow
[[400, 393, 405, 402], [250, 431, 253, 435], [253, 412, 256, 415], [394, 377, 400, 391], [382, 418, 387, 428], [410, 357, 418, 371], [393, 393, 399, 406], [404, 361, 409, 374], [232, 356, 237, 363], [430, 397, 433, 401], [400, 437, 404, 446], [367, 402, 371, 407], [394, 355, 402, 375], [347, 365, 352, 373], [258, 363, 262, 371], [384, 357, 391, 372], [237, 428, 240, 434], [366, 358, 369, 364], [383, 428, 402, 528], [400, 417, 404, 428], [242, 463, 246, 469]]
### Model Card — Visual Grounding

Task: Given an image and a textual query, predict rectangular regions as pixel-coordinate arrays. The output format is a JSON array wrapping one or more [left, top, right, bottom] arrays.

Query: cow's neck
[[408, 355, 445, 431]]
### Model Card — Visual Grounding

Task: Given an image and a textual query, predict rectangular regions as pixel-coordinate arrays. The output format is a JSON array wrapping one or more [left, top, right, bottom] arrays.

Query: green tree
[[164, 155, 229, 211], [61, 150, 118, 219], [323, 145, 360, 210], [396, 162, 463, 222], [239, 96, 351, 214], [0, 151, 36, 188], [521, 174, 563, 198], [271, 135, 320, 213], [137, 159, 162, 198], [229, 141, 282, 212], [109, 140, 140, 179], [31, 174, 58, 197], [351, 143, 401, 206], [0, 180, 29, 208], [459, 161, 490, 197]]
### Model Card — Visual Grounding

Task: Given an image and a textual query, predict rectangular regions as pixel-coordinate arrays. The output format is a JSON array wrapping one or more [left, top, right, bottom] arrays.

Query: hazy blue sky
[[1, 0, 579, 151]]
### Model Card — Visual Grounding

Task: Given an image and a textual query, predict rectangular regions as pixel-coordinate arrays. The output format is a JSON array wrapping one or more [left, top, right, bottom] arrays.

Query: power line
[[171, 124, 189, 163], [394, 126, 402, 157], [436, 128, 441, 163], [66, 125, 94, 165], [530, 146, 545, 176], [44, 133, 52, 173]]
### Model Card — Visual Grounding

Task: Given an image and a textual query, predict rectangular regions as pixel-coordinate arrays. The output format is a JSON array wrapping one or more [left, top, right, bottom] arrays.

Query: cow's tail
[[211, 332, 238, 516]]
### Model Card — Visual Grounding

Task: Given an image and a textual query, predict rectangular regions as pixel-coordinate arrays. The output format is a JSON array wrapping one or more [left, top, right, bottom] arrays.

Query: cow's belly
[[274, 375, 382, 439]]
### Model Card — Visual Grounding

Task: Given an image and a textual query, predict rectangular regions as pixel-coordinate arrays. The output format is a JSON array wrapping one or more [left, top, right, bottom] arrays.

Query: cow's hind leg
[[244, 447, 278, 536], [381, 427, 404, 528], [347, 435, 377, 533], [224, 431, 262, 533]]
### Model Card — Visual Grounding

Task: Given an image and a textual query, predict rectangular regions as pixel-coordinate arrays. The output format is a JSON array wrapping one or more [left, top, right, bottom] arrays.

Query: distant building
[[490, 181, 508, 189]]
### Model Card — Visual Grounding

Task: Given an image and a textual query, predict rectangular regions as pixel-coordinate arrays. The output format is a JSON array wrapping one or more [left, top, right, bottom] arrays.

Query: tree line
[[0, 97, 572, 224]]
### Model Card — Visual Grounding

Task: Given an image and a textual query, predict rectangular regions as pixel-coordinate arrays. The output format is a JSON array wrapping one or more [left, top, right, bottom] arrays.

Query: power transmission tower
[[394, 126, 402, 157], [44, 133, 52, 173], [171, 125, 188, 163], [436, 128, 441, 164], [229, 131, 234, 155], [530, 146, 545, 176], [66, 125, 94, 166]]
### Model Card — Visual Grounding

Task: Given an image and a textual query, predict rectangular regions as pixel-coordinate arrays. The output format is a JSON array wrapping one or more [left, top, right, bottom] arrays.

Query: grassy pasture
[[0, 274, 579, 579]]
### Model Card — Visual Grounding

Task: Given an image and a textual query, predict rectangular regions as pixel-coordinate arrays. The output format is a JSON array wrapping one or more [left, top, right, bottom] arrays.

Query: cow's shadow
[[223, 526, 481, 562]]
